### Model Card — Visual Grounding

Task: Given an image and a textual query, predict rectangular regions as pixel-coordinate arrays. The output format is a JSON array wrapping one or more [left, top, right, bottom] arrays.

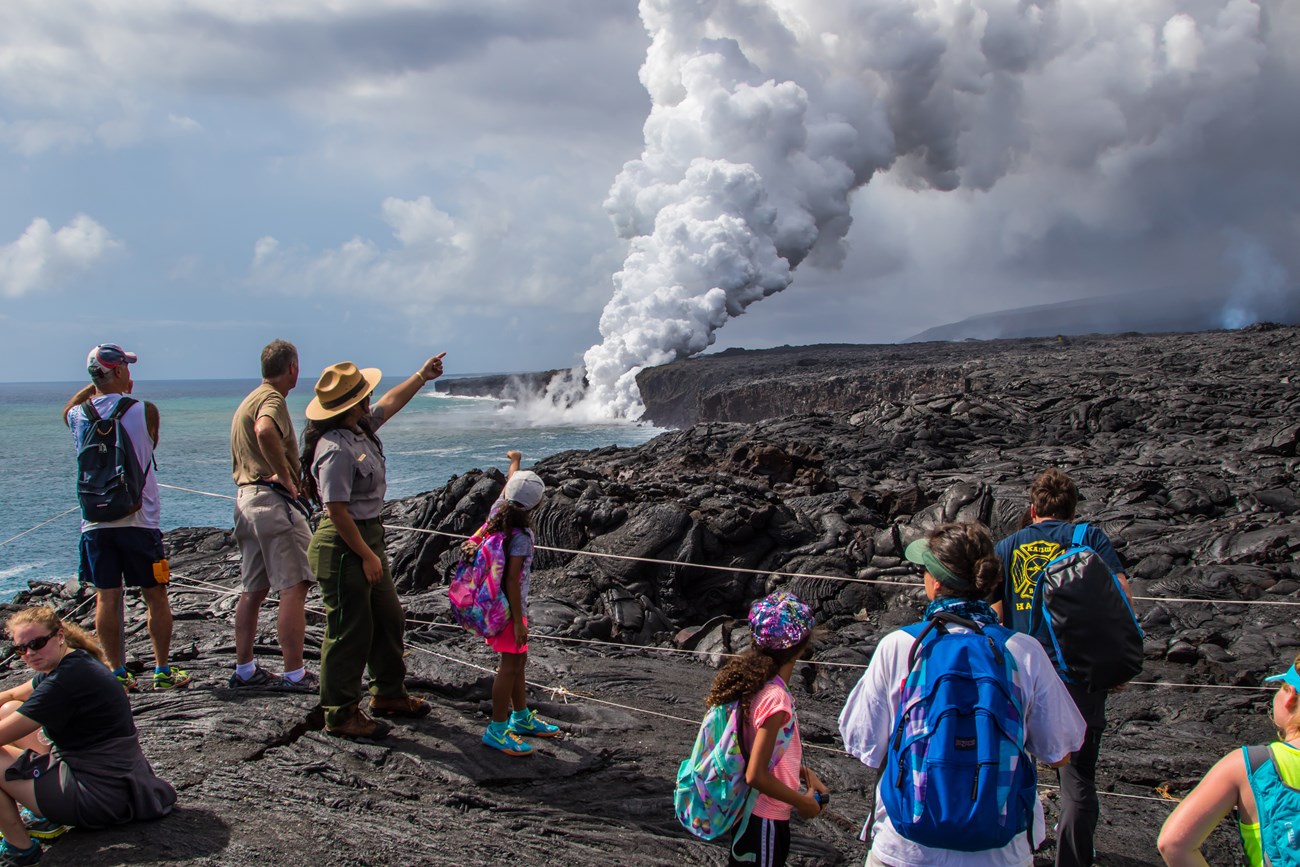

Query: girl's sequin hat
[[748, 591, 815, 650]]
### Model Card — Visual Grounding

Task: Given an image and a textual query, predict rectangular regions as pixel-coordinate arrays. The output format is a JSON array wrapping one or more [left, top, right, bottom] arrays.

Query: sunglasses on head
[[9, 631, 58, 656]]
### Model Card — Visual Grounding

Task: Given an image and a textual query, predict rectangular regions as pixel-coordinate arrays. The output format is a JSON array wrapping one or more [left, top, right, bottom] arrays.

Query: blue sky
[[2, 1, 1297, 390]]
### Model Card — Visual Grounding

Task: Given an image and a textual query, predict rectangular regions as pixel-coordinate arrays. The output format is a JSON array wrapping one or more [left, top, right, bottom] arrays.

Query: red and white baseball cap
[[87, 343, 138, 377]]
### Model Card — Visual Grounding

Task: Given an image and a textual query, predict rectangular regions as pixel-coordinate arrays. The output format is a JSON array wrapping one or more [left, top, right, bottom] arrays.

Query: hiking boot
[[153, 668, 191, 690], [482, 724, 532, 757], [0, 841, 42, 866], [228, 665, 278, 688], [369, 695, 431, 719], [116, 671, 139, 693], [508, 709, 560, 738], [325, 707, 390, 740], [279, 671, 319, 692]]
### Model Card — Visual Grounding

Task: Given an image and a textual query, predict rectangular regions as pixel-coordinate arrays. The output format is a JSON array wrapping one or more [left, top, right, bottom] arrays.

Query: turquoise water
[[0, 379, 662, 598]]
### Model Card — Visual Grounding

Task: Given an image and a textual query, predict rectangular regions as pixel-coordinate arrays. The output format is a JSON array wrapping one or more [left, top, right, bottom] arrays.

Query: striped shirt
[[742, 676, 803, 821]]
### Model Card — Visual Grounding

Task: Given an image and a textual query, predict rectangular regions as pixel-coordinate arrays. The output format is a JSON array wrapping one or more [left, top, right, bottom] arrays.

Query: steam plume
[[571, 0, 1296, 418]]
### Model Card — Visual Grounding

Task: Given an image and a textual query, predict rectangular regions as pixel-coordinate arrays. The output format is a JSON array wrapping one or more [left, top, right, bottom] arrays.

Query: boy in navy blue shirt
[[993, 468, 1130, 867]]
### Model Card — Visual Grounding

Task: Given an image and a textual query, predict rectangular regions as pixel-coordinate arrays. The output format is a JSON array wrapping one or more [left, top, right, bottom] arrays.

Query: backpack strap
[[906, 612, 1004, 670], [107, 396, 137, 420], [1071, 523, 1089, 547], [1245, 744, 1273, 774], [80, 399, 102, 422]]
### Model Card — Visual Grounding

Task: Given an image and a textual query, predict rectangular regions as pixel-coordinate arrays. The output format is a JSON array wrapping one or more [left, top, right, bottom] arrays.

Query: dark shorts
[[729, 815, 790, 867], [79, 528, 166, 590], [8, 750, 79, 827]]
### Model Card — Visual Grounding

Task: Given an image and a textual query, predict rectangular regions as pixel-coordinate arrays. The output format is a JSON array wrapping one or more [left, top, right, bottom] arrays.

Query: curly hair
[[705, 639, 809, 711], [481, 497, 534, 539], [926, 522, 1003, 600], [8, 606, 107, 666]]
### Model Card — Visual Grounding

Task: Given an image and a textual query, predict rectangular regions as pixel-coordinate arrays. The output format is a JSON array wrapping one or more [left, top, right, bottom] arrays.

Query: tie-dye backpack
[[675, 700, 792, 846], [448, 524, 514, 638]]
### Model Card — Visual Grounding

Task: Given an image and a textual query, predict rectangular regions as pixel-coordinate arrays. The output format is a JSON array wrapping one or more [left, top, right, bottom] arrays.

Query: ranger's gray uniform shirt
[[312, 408, 388, 520]]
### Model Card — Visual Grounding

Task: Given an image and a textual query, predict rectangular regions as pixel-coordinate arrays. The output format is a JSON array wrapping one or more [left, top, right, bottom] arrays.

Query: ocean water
[[0, 378, 662, 599]]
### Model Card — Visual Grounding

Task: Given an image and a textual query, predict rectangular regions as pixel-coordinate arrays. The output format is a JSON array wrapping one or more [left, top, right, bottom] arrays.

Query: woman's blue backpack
[[1243, 744, 1300, 866], [881, 612, 1037, 852]]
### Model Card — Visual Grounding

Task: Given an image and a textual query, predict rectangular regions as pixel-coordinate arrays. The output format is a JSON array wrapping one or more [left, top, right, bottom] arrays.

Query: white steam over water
[[558, 0, 1297, 418]]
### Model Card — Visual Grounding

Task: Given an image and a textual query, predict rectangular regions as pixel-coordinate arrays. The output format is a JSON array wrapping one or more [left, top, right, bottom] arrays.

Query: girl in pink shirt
[[704, 592, 830, 867]]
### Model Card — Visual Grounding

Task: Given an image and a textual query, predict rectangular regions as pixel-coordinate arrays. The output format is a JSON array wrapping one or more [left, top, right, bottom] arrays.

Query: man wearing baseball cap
[[68, 344, 189, 692]]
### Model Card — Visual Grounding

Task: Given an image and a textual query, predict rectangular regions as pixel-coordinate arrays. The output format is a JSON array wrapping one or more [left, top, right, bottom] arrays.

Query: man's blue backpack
[[881, 612, 1037, 852]]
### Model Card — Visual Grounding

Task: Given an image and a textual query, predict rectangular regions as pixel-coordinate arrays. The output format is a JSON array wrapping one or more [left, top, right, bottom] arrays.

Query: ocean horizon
[[0, 377, 662, 600]]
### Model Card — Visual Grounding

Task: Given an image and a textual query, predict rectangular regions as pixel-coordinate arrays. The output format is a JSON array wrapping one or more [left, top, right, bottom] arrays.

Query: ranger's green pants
[[308, 516, 409, 729]]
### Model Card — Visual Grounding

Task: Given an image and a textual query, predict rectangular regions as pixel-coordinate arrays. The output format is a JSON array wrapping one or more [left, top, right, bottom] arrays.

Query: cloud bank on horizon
[[1, 1, 1297, 407]]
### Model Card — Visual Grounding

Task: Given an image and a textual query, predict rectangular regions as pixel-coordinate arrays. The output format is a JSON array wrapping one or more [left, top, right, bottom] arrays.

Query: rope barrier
[[0, 506, 80, 548], [14, 479, 1300, 608], [158, 483, 236, 501], [382, 522, 924, 590], [157, 573, 1274, 694]]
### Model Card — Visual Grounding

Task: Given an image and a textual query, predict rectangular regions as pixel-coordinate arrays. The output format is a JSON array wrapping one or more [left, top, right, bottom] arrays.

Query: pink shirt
[[742, 676, 803, 820]]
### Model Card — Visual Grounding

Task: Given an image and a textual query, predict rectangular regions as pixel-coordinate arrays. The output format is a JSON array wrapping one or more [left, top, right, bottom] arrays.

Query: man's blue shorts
[[78, 528, 166, 590]]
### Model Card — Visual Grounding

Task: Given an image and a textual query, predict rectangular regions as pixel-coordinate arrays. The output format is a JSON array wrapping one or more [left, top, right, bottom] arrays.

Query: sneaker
[[279, 671, 319, 692], [21, 817, 69, 843], [116, 671, 139, 693], [228, 665, 278, 688], [508, 709, 560, 738], [369, 695, 431, 718], [483, 724, 533, 757], [0, 841, 42, 866], [325, 707, 390, 740], [153, 668, 191, 690]]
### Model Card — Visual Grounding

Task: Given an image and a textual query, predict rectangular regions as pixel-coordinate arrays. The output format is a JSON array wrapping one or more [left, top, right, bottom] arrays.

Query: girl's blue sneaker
[[483, 721, 533, 756], [508, 709, 560, 738]]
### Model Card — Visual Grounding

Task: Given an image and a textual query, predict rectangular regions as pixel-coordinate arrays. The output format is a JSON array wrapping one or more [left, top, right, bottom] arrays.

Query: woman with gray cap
[[838, 522, 1084, 867], [469, 450, 561, 756], [299, 354, 444, 739]]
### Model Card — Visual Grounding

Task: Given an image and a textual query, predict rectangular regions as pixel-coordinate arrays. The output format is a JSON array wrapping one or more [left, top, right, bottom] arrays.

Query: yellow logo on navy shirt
[[1010, 540, 1062, 605]]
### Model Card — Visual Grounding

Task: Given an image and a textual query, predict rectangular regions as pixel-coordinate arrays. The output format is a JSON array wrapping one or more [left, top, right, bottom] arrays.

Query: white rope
[[1129, 680, 1272, 692], [158, 483, 236, 501], [1038, 784, 1175, 805], [382, 522, 924, 590], [141, 480, 1300, 608], [0, 506, 81, 548], [1131, 594, 1300, 608]]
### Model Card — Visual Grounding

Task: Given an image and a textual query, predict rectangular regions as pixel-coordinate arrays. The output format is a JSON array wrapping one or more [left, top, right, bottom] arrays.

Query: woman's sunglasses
[[9, 631, 58, 656]]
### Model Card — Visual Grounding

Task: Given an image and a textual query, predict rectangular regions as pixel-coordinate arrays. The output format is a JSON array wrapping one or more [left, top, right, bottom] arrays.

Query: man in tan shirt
[[229, 340, 316, 689]]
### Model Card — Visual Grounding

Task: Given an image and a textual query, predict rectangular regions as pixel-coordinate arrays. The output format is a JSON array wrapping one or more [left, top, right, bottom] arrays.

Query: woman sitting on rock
[[0, 606, 176, 867], [838, 522, 1084, 867], [301, 355, 445, 739], [1157, 656, 1300, 867]]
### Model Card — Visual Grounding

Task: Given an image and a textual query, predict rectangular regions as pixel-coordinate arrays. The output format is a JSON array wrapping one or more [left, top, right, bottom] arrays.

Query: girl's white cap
[[503, 471, 545, 510]]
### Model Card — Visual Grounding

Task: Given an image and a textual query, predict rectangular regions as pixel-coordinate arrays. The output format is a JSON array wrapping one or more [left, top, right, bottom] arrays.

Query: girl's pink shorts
[[486, 617, 528, 654]]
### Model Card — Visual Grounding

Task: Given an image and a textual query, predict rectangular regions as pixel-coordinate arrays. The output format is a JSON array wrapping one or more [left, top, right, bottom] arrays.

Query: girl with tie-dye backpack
[[676, 592, 829, 867]]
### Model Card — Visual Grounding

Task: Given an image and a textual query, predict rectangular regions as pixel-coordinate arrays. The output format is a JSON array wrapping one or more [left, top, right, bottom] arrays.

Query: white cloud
[[248, 191, 620, 325], [0, 215, 120, 298]]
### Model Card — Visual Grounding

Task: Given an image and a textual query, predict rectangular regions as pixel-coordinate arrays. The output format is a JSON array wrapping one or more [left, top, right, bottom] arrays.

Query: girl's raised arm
[[1156, 750, 1248, 867]]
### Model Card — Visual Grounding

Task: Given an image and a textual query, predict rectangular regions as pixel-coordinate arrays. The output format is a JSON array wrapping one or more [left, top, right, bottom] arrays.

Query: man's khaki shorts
[[233, 485, 313, 593]]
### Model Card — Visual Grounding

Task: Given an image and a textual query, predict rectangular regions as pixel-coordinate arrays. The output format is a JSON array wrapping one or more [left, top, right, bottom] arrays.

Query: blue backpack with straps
[[1029, 523, 1143, 693], [880, 611, 1037, 852], [1243, 743, 1300, 866]]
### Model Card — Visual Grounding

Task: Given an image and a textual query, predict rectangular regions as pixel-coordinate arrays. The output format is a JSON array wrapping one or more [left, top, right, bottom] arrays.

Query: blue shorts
[[79, 528, 166, 590]]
